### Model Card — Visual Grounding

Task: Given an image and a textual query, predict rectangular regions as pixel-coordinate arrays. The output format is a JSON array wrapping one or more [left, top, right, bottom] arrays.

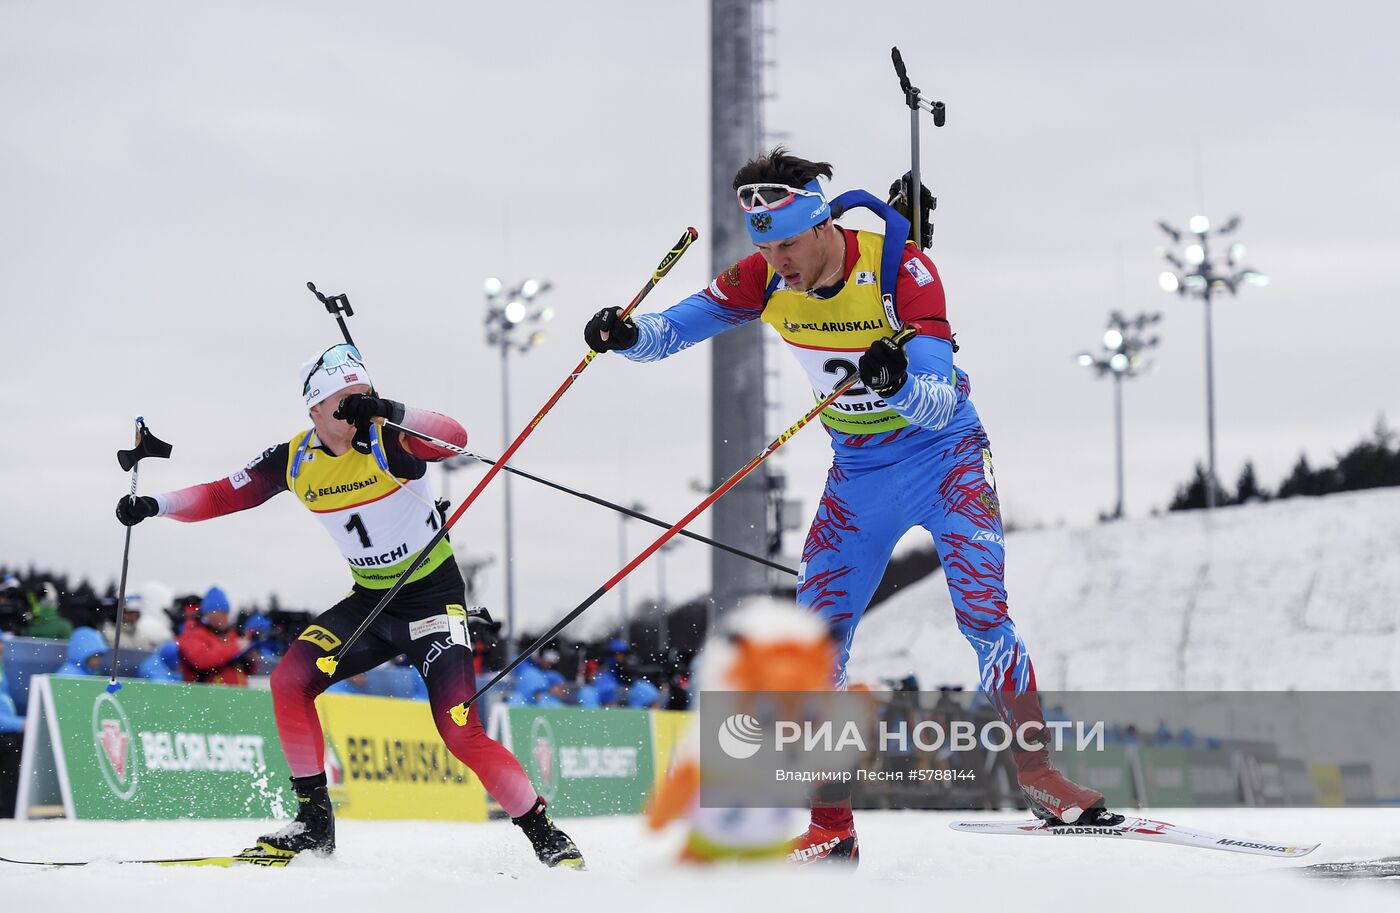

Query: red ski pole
[[448, 327, 917, 724], [314, 227, 699, 677]]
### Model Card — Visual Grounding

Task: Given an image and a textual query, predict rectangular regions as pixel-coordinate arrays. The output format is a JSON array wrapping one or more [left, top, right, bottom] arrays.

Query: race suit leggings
[[268, 567, 538, 817], [798, 421, 1042, 729]]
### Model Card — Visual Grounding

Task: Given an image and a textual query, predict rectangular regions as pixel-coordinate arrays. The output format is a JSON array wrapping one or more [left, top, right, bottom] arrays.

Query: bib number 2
[[823, 357, 869, 397]]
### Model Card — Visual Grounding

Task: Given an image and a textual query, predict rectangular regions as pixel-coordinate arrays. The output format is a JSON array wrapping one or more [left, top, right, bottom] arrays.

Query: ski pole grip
[[654, 227, 699, 281]]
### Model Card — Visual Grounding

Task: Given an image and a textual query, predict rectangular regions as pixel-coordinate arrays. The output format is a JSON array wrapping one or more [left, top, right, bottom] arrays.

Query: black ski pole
[[891, 47, 946, 251], [386, 421, 797, 576], [109, 417, 173, 692], [304, 228, 699, 678], [308, 281, 785, 573]]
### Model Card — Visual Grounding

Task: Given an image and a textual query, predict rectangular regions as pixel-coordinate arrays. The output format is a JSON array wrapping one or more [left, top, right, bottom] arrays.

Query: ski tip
[[685, 226, 699, 239]]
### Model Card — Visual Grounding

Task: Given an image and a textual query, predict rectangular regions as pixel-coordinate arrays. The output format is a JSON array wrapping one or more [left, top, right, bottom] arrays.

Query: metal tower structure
[[709, 0, 770, 615]]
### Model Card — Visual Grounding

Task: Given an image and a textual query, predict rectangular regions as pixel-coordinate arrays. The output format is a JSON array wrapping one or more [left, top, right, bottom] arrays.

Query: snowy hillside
[[848, 488, 1400, 692]]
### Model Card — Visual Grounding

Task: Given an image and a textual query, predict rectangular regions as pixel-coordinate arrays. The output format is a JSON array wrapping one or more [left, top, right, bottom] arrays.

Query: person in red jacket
[[176, 586, 255, 685]]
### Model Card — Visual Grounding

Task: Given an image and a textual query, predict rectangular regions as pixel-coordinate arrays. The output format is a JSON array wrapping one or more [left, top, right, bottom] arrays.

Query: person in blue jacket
[[137, 641, 182, 682], [0, 640, 24, 734], [593, 639, 632, 707], [0, 638, 25, 818], [508, 649, 562, 706], [55, 627, 109, 677], [626, 677, 664, 709]]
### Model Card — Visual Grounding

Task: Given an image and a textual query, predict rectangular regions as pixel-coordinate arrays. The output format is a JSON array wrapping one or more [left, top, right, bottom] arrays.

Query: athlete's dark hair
[[731, 146, 834, 190]]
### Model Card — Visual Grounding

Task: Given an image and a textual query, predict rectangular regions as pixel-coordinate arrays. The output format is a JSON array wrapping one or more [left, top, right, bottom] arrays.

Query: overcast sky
[[3, 2, 1397, 638]]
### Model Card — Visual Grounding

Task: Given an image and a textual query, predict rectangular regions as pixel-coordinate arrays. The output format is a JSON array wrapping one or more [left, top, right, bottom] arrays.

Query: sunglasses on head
[[736, 182, 824, 212], [303, 343, 366, 398]]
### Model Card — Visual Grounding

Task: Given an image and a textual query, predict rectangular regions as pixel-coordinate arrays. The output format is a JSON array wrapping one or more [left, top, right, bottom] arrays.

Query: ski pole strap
[[117, 417, 173, 472]]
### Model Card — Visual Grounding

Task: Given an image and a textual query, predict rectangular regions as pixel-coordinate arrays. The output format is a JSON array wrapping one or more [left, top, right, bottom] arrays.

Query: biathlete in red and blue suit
[[584, 147, 1118, 866]]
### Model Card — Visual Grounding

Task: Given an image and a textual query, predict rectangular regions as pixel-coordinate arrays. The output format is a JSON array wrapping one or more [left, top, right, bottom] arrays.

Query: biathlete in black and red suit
[[115, 343, 584, 868]]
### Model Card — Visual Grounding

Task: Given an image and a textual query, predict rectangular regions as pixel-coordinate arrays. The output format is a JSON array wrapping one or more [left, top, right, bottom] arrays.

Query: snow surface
[[2, 810, 1397, 911], [849, 487, 1400, 692]]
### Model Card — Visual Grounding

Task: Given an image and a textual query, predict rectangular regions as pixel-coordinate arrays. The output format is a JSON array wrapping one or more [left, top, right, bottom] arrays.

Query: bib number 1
[[344, 513, 372, 548]]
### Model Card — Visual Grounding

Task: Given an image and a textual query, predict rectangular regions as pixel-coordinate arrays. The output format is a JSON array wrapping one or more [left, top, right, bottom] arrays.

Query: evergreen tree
[[1168, 462, 1230, 511], [1334, 416, 1400, 492], [1234, 461, 1269, 504], [1277, 453, 1320, 498]]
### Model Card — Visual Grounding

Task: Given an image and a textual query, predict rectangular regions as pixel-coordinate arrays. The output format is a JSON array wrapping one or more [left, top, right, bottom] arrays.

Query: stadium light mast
[[1155, 214, 1267, 510], [484, 276, 554, 642], [1076, 311, 1162, 520]]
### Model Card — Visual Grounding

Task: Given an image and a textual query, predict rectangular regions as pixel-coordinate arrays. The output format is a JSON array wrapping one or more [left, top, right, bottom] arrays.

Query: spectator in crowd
[[537, 667, 569, 707], [1, 638, 26, 817], [508, 648, 562, 706], [100, 592, 170, 652], [593, 639, 632, 706], [138, 641, 183, 683], [176, 586, 256, 685], [575, 659, 603, 709], [626, 675, 665, 709], [54, 626, 109, 676], [0, 576, 28, 636], [22, 585, 73, 641]]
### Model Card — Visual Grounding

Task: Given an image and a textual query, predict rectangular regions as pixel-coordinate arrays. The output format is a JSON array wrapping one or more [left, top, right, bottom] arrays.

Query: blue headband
[[743, 180, 830, 243]]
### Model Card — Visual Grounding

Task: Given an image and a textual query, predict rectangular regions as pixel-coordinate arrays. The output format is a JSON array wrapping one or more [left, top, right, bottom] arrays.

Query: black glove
[[334, 392, 404, 426], [584, 307, 638, 353], [115, 495, 159, 527], [887, 173, 936, 250], [859, 337, 909, 397]]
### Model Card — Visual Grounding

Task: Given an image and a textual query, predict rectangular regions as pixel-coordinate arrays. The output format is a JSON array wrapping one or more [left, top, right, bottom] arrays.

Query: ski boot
[[1018, 764, 1124, 827], [252, 773, 336, 858], [513, 798, 585, 869], [787, 823, 860, 867]]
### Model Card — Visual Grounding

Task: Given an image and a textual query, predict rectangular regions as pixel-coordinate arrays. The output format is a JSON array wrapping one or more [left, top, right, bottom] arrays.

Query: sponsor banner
[[1185, 749, 1237, 806], [506, 707, 654, 817], [1309, 763, 1346, 807], [1137, 746, 1192, 807], [26, 675, 291, 820], [650, 709, 693, 788], [1056, 744, 1135, 810], [316, 693, 487, 821], [1340, 762, 1377, 804]]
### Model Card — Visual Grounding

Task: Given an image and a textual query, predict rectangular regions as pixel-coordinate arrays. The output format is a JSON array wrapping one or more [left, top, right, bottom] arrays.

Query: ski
[[0, 846, 295, 868], [949, 815, 1319, 859], [1301, 856, 1400, 879]]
